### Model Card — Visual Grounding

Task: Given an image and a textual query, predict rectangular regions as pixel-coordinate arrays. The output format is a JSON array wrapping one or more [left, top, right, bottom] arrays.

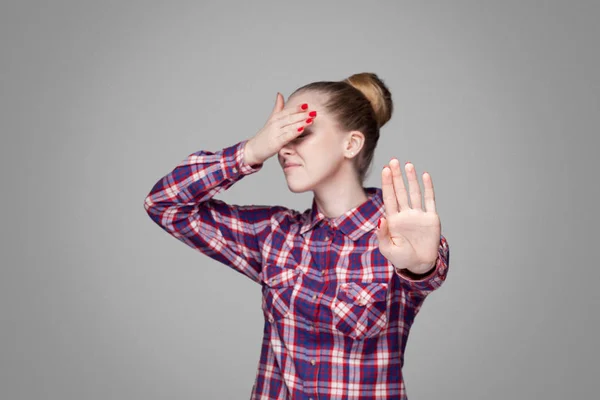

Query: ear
[[345, 130, 365, 155]]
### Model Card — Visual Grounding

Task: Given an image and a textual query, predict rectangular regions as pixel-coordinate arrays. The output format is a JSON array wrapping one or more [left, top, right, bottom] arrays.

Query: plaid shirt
[[144, 139, 450, 399]]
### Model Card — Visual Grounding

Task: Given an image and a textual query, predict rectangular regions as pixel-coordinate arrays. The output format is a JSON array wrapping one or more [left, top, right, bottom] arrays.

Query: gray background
[[1, 0, 598, 399]]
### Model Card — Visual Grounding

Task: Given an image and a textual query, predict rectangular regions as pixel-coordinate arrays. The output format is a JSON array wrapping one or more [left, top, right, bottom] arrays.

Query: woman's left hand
[[376, 159, 441, 275]]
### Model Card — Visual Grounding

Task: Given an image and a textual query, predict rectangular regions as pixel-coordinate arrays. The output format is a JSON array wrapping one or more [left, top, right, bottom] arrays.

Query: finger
[[274, 109, 310, 128], [281, 111, 317, 130], [268, 97, 296, 118], [423, 171, 437, 213], [274, 105, 316, 128], [405, 162, 422, 210], [376, 217, 391, 254], [281, 118, 314, 139], [388, 158, 410, 210], [381, 166, 399, 215], [271, 92, 285, 115], [278, 118, 314, 144]]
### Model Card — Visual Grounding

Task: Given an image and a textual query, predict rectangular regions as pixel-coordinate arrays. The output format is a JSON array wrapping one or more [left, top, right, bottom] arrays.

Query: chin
[[285, 180, 313, 194]]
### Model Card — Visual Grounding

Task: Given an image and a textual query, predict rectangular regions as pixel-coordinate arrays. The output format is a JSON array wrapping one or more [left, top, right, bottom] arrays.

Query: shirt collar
[[299, 187, 384, 241]]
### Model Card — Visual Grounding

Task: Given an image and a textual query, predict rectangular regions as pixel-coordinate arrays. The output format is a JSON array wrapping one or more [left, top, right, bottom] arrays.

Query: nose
[[278, 142, 295, 158]]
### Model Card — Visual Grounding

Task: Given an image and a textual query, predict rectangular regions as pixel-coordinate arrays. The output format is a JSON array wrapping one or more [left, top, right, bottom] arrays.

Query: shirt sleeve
[[143, 139, 285, 284], [394, 234, 450, 298]]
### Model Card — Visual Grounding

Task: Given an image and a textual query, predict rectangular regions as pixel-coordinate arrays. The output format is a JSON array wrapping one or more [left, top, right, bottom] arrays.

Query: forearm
[[243, 139, 263, 167], [144, 140, 262, 228]]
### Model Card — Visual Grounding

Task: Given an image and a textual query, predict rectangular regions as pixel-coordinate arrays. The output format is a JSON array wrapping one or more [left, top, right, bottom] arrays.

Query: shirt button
[[312, 294, 317, 300], [321, 270, 325, 275], [232, 167, 237, 173], [268, 317, 274, 323], [310, 359, 316, 365], [324, 235, 329, 240]]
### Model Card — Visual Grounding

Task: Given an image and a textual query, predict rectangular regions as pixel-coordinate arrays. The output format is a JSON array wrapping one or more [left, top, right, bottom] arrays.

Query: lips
[[282, 159, 301, 167]]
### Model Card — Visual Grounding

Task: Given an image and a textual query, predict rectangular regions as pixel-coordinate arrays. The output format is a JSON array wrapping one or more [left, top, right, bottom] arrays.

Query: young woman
[[144, 72, 450, 399]]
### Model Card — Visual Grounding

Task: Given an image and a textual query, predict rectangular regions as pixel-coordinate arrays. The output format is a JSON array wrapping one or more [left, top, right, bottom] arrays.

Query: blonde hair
[[343, 72, 393, 129], [290, 72, 393, 183]]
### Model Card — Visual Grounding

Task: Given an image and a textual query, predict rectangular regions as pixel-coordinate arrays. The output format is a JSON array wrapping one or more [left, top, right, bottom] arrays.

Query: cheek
[[300, 136, 343, 170], [311, 148, 342, 173]]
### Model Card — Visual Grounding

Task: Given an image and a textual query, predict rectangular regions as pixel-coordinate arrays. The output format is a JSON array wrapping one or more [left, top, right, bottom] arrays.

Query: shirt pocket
[[332, 281, 389, 340], [261, 263, 302, 323]]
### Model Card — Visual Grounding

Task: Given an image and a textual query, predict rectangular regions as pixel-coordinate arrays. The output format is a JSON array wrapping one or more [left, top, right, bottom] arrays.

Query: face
[[277, 90, 359, 194]]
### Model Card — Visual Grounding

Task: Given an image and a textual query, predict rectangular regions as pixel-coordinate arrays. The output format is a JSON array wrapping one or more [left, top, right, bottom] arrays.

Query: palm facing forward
[[376, 159, 441, 275]]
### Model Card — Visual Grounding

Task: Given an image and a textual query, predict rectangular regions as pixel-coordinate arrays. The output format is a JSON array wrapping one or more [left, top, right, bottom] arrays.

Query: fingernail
[[298, 126, 304, 132], [301, 103, 308, 110], [378, 218, 381, 229], [309, 111, 317, 117], [306, 118, 313, 124]]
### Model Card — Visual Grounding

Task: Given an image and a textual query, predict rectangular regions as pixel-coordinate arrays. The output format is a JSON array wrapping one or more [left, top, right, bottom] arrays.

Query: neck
[[313, 180, 369, 219]]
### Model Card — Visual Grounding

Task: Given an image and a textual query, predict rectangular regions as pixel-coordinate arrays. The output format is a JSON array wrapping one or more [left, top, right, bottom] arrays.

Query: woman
[[144, 72, 450, 399]]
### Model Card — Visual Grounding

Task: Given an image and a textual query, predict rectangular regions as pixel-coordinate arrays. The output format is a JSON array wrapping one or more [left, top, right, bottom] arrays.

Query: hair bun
[[343, 72, 393, 128]]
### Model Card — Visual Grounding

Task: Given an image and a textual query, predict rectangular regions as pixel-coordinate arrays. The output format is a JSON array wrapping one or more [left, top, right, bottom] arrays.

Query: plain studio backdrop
[[1, 0, 598, 399]]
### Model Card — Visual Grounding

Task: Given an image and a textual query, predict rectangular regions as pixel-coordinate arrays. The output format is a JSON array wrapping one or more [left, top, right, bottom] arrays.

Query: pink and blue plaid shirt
[[144, 139, 450, 399]]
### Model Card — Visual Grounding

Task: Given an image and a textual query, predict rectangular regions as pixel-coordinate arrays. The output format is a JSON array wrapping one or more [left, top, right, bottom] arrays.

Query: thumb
[[271, 92, 285, 115], [376, 217, 392, 253]]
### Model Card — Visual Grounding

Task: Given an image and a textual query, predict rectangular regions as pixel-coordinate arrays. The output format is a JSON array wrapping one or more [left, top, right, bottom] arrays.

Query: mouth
[[283, 164, 301, 171]]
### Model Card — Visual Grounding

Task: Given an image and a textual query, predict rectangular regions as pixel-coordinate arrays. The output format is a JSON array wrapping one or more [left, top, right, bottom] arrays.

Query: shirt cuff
[[393, 235, 450, 294], [221, 139, 264, 180], [396, 261, 438, 281]]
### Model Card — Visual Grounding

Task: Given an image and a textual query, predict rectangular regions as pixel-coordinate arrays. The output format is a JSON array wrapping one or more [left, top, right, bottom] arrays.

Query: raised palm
[[376, 159, 441, 274]]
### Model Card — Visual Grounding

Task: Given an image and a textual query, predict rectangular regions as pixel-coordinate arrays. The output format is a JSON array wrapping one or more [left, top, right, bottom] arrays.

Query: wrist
[[398, 265, 435, 280], [397, 260, 437, 278], [243, 140, 261, 166]]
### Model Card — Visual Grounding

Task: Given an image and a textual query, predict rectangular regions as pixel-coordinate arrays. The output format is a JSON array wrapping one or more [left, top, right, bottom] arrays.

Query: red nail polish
[[378, 218, 381, 228], [306, 118, 313, 124], [297, 126, 304, 132], [309, 111, 317, 117], [301, 103, 308, 110]]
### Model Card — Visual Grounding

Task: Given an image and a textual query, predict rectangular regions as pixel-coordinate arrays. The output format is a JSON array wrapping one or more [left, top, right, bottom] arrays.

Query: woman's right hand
[[244, 92, 316, 166]]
